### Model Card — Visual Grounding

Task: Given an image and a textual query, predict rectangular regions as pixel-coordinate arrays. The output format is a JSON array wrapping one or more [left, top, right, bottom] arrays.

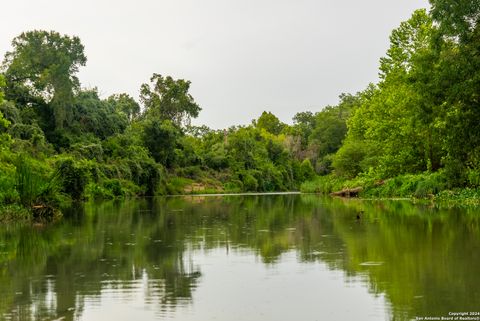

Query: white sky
[[1, 0, 429, 129]]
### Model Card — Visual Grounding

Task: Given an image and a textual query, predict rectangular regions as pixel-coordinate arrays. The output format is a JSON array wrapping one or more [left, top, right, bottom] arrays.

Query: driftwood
[[330, 187, 362, 198], [31, 203, 59, 221]]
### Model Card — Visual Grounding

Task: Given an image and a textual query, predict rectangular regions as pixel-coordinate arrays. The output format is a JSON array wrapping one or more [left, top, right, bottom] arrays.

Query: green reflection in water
[[0, 195, 479, 320]]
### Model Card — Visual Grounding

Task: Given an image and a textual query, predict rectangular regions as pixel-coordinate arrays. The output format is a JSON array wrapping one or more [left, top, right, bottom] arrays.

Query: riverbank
[[4, 184, 480, 225], [0, 205, 31, 223], [4, 168, 480, 224], [301, 172, 480, 207]]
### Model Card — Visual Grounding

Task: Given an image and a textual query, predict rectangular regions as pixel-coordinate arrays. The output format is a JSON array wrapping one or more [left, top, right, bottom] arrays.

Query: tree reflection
[[1, 195, 479, 321]]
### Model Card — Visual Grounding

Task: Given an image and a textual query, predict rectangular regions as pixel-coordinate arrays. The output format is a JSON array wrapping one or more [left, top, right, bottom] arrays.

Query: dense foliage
[[1, 0, 480, 220], [0, 31, 315, 220], [301, 2, 480, 198]]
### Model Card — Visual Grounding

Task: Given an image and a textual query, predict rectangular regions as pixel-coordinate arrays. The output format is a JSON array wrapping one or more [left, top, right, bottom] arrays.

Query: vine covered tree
[[107, 93, 140, 122], [140, 74, 201, 128], [2, 30, 87, 129], [429, 0, 480, 41]]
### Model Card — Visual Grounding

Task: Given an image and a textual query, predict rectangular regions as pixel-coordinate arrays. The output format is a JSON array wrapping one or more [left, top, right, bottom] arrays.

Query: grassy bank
[[301, 172, 480, 207], [0, 155, 301, 223]]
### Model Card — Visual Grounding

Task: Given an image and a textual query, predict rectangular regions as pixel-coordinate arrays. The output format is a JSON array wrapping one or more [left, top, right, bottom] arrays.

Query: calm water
[[1, 195, 479, 321]]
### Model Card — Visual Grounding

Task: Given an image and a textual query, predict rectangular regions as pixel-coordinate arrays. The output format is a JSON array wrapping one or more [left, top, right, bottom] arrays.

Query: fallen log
[[330, 186, 362, 198]]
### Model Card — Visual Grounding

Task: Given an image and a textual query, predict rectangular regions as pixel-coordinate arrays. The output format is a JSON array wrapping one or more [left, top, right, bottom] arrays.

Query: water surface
[[1, 195, 479, 320]]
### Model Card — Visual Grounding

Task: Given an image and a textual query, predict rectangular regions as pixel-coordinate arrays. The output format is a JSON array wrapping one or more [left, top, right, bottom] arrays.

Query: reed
[[15, 155, 43, 207]]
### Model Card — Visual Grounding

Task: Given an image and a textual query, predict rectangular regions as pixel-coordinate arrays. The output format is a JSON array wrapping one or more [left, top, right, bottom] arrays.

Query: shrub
[[224, 180, 243, 193], [467, 168, 480, 187], [166, 177, 194, 195], [242, 172, 258, 192], [103, 179, 124, 197], [443, 157, 467, 188], [85, 182, 114, 200], [300, 159, 315, 181], [0, 161, 17, 204], [71, 143, 104, 161], [139, 161, 162, 195], [55, 157, 89, 200], [414, 172, 448, 198], [333, 140, 368, 178], [300, 175, 345, 194], [315, 154, 334, 175]]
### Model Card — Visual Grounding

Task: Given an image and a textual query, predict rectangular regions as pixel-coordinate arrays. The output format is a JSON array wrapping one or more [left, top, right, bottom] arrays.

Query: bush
[[224, 179, 243, 193], [467, 168, 480, 187], [300, 175, 345, 194], [85, 182, 113, 200], [166, 177, 194, 195], [414, 172, 447, 198], [55, 157, 89, 200], [175, 165, 202, 179], [103, 179, 124, 197], [0, 161, 17, 204], [242, 172, 258, 192], [333, 140, 368, 178], [443, 157, 467, 188], [0, 101, 20, 125], [300, 159, 315, 181], [139, 161, 162, 195], [364, 172, 447, 198], [315, 154, 334, 175], [85, 179, 138, 200], [71, 143, 104, 161]]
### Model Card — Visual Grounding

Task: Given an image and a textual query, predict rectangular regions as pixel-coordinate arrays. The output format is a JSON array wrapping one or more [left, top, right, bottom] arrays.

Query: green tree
[[429, 0, 480, 41], [299, 159, 315, 181], [2, 30, 87, 129], [255, 111, 285, 135], [292, 111, 315, 148], [0, 74, 4, 102], [107, 93, 140, 121], [309, 93, 362, 165], [0, 75, 12, 150], [336, 11, 440, 177], [72, 89, 128, 140], [426, 1, 480, 184], [141, 119, 180, 167], [140, 74, 201, 127], [379, 9, 433, 79]]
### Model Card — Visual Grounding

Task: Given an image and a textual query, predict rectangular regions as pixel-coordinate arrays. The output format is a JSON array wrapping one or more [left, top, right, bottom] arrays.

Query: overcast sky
[[2, 0, 429, 129]]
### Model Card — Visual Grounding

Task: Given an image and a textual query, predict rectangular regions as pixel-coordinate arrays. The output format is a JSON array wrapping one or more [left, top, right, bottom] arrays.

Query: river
[[1, 194, 479, 321]]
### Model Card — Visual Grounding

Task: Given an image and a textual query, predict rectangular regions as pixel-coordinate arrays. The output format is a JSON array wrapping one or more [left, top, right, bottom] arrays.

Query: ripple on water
[[359, 262, 384, 266]]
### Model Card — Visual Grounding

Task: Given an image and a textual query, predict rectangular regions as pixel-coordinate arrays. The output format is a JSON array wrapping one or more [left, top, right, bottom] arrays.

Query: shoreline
[[3, 189, 480, 225]]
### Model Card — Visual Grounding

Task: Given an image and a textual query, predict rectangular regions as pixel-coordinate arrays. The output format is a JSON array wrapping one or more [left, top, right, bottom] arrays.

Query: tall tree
[[72, 89, 128, 139], [0, 74, 4, 105], [310, 93, 361, 159], [140, 74, 201, 127], [379, 9, 433, 79], [428, 0, 480, 183], [255, 111, 285, 135], [0, 74, 12, 149], [293, 111, 315, 147], [107, 93, 140, 122], [430, 0, 480, 41], [336, 11, 438, 177], [2, 30, 86, 129]]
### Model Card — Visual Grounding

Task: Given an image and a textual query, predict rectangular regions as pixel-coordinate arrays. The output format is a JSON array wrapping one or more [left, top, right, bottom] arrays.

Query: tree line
[[1, 0, 479, 220]]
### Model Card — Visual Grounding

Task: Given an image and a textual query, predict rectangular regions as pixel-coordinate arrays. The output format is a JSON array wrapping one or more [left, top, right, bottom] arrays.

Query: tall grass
[[301, 171, 450, 200], [15, 155, 44, 207], [14, 155, 63, 220]]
